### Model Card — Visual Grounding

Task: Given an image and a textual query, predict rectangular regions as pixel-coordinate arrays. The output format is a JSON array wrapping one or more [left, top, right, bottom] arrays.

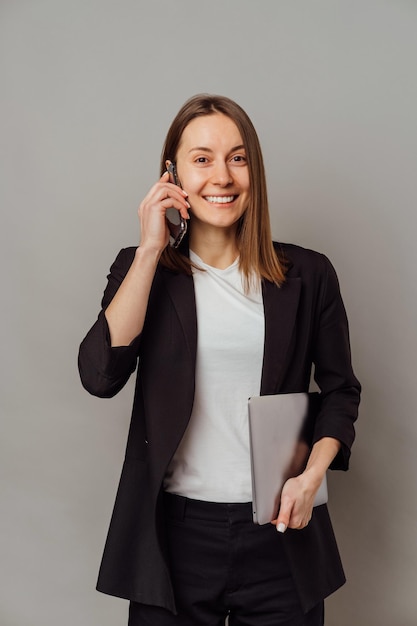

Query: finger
[[156, 184, 190, 215], [143, 176, 185, 207], [160, 170, 189, 198], [275, 497, 294, 533], [289, 507, 313, 530], [155, 185, 187, 203], [141, 184, 190, 220], [160, 196, 190, 220]]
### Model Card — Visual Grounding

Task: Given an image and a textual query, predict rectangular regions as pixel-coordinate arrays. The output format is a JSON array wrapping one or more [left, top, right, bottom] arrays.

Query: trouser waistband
[[164, 492, 253, 523]]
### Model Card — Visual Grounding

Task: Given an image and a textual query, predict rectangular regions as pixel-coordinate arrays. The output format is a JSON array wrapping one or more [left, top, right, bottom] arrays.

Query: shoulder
[[274, 243, 343, 308], [110, 246, 137, 268], [273, 242, 333, 277]]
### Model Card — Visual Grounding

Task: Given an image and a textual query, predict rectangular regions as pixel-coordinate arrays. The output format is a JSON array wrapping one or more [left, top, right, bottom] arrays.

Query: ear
[[165, 159, 172, 170]]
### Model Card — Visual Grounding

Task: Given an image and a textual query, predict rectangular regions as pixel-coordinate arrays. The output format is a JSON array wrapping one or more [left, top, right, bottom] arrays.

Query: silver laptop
[[248, 392, 328, 525]]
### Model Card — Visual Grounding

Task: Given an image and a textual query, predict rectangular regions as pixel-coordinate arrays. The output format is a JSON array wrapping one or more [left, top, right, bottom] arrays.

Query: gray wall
[[1, 1, 416, 624]]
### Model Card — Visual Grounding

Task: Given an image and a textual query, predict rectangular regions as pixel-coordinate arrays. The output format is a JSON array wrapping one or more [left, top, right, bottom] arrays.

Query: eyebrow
[[187, 144, 245, 154]]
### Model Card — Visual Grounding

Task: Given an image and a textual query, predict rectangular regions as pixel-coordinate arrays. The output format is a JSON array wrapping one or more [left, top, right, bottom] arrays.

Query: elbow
[[78, 368, 118, 399], [78, 353, 127, 399], [79, 375, 121, 399]]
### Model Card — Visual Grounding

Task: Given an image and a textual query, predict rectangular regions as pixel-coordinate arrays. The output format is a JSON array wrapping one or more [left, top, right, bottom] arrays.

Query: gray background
[[1, 1, 416, 624]]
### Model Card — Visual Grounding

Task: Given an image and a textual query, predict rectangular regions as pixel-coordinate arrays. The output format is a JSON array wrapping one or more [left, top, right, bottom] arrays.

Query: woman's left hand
[[271, 436, 341, 533], [271, 471, 320, 532]]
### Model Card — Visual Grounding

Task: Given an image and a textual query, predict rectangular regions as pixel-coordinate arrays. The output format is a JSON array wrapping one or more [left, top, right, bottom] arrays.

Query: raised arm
[[78, 171, 190, 397], [105, 171, 190, 346]]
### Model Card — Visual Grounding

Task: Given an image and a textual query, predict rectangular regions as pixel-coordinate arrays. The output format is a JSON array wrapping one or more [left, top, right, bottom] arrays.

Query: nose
[[212, 161, 233, 186]]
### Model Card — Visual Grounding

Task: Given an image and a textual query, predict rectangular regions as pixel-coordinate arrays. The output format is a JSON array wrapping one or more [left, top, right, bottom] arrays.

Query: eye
[[195, 156, 209, 163], [231, 154, 247, 164]]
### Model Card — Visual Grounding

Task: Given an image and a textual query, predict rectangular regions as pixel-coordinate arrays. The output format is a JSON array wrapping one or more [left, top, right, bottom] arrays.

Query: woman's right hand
[[104, 172, 190, 347], [138, 171, 190, 253]]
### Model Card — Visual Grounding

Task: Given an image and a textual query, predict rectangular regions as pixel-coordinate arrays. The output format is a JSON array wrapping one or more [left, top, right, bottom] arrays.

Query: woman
[[79, 94, 360, 625]]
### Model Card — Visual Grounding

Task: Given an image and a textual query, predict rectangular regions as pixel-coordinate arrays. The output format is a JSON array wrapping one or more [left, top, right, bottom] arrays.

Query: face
[[174, 113, 250, 236]]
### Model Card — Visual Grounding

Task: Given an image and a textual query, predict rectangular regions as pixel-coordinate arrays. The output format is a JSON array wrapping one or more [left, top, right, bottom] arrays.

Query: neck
[[189, 225, 239, 269]]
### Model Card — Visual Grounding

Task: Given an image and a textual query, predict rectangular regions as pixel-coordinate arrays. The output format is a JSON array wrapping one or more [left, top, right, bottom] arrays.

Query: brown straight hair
[[159, 94, 287, 288]]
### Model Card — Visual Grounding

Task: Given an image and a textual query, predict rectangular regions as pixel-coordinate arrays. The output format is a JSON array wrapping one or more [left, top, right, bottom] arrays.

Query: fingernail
[[277, 523, 287, 533], [185, 201, 191, 209], [182, 190, 189, 197]]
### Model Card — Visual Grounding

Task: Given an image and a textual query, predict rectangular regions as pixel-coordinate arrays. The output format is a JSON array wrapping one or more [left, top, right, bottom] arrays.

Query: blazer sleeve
[[78, 248, 141, 398], [312, 254, 361, 470]]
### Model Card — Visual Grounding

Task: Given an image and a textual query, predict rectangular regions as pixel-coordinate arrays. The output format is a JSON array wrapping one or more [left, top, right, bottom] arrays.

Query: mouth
[[203, 195, 237, 204]]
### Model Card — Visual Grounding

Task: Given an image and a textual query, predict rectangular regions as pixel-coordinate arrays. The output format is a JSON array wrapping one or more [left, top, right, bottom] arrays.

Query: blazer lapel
[[161, 267, 301, 397], [261, 276, 302, 395], [161, 270, 198, 366]]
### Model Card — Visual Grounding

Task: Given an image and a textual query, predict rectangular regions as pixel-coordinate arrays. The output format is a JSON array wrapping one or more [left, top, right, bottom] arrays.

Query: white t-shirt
[[164, 251, 265, 502]]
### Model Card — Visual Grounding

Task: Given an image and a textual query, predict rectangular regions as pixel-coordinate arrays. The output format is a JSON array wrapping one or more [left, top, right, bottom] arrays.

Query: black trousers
[[129, 494, 324, 626]]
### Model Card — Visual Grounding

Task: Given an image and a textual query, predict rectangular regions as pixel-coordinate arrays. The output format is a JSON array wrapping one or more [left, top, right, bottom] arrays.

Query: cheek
[[241, 171, 251, 192], [175, 163, 190, 188], [179, 171, 204, 194]]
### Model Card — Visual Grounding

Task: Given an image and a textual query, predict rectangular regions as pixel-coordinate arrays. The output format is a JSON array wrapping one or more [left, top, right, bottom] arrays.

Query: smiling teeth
[[205, 196, 235, 203]]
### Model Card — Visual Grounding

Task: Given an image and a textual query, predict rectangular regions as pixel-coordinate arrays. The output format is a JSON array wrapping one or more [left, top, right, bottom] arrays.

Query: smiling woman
[[174, 114, 250, 260], [159, 94, 287, 288], [78, 94, 360, 626]]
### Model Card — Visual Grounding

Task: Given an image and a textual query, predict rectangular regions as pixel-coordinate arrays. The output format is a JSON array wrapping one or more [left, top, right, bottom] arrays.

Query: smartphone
[[165, 161, 188, 249]]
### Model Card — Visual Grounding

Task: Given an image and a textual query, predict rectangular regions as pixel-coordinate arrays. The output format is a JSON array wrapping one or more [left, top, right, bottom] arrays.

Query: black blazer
[[78, 242, 360, 613]]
